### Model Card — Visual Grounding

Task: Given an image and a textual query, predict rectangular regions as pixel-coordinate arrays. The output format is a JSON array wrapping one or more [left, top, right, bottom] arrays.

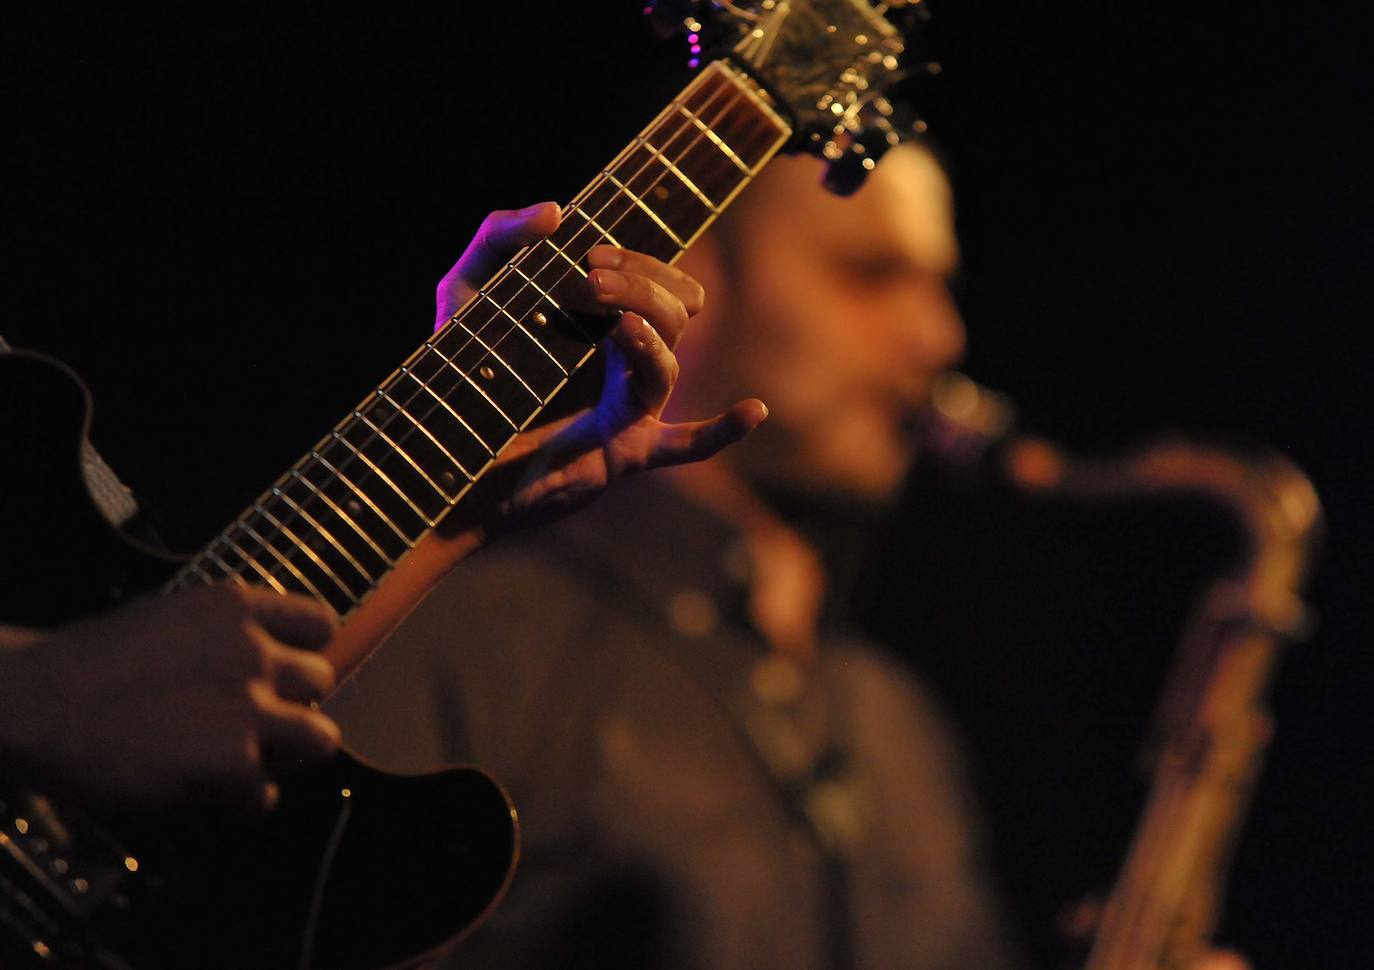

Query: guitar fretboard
[[172, 61, 792, 619]]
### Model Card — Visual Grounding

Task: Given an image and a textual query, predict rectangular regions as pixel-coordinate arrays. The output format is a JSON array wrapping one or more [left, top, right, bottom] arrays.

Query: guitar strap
[[2, 334, 158, 542]]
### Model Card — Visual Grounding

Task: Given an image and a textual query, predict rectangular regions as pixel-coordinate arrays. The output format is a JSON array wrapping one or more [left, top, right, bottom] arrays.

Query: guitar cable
[[297, 792, 354, 970]]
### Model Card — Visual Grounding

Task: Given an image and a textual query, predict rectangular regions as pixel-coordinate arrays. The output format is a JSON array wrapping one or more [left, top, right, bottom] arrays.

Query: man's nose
[[907, 288, 967, 371]]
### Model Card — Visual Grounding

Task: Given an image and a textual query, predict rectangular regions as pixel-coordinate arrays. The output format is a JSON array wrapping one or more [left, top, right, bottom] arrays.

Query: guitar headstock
[[647, 0, 934, 194]]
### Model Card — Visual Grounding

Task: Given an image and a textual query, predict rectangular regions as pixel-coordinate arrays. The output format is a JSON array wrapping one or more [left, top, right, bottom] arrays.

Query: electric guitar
[[1, 2, 926, 965]]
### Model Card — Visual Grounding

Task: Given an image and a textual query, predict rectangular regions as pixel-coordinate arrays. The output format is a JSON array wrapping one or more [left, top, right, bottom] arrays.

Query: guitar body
[[0, 351, 517, 968]]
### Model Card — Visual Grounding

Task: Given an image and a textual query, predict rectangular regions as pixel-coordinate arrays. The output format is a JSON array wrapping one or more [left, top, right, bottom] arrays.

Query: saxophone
[[925, 374, 1324, 970]]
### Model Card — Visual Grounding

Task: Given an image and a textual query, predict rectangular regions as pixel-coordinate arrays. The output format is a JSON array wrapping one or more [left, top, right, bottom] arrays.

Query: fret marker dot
[[653, 185, 670, 201], [532, 311, 549, 327], [440, 471, 457, 489], [346, 500, 362, 516], [479, 365, 496, 380]]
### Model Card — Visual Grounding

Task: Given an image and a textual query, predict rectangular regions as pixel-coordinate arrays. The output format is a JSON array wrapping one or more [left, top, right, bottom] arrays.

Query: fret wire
[[516, 320, 572, 377], [309, 325, 494, 535], [505, 265, 563, 313], [422, 339, 518, 439], [204, 548, 252, 588], [311, 449, 416, 548], [540, 237, 590, 278], [677, 100, 751, 175], [527, 73, 751, 318], [329, 431, 438, 529], [563, 71, 737, 249], [403, 361, 496, 459], [450, 317, 543, 405], [352, 408, 450, 505], [378, 385, 477, 482], [417, 64, 775, 504], [558, 66, 720, 213], [271, 486, 376, 588], [205, 534, 271, 590], [567, 69, 745, 257], [439, 66, 748, 376], [187, 561, 220, 586], [601, 172, 687, 248], [640, 137, 722, 212], [686, 81, 753, 152], [458, 281, 576, 372], [596, 65, 785, 257], [717, 62, 795, 148], [641, 78, 790, 252], [374, 360, 459, 447], [698, 65, 792, 168], [175, 63, 783, 605], [527, 68, 735, 275], [434, 62, 772, 411], [288, 468, 397, 567], [251, 503, 360, 606], [271, 428, 412, 563], [566, 206, 624, 248], [237, 519, 334, 609], [475, 287, 571, 377], [640, 107, 740, 201], [221, 533, 290, 595]]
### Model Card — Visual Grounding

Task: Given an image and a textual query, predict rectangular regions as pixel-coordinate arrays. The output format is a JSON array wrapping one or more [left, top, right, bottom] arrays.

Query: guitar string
[[187, 70, 753, 593], [193, 68, 780, 610], [174, 71, 745, 601], [179, 65, 785, 609], [179, 67, 774, 607], [173, 68, 742, 596]]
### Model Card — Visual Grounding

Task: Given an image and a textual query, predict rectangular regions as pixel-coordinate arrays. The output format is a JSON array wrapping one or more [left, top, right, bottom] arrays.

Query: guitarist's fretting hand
[[0, 585, 338, 812], [435, 202, 769, 540]]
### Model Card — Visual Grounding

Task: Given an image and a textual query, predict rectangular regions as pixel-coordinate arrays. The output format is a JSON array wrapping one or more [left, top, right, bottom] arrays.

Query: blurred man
[[333, 144, 1025, 969], [335, 143, 1253, 969]]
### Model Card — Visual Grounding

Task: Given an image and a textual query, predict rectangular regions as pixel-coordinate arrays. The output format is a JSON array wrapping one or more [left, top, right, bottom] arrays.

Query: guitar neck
[[169, 60, 791, 625]]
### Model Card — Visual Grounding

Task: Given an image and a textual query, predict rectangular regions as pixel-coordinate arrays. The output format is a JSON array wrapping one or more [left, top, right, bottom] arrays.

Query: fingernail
[[518, 201, 554, 216], [587, 246, 623, 269], [592, 269, 624, 297]]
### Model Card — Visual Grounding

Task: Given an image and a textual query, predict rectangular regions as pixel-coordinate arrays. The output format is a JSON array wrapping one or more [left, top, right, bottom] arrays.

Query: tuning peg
[[821, 96, 931, 195], [822, 126, 895, 196]]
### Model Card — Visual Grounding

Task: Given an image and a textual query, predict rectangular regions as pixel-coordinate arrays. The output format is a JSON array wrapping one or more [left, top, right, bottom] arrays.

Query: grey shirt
[[331, 478, 1023, 970]]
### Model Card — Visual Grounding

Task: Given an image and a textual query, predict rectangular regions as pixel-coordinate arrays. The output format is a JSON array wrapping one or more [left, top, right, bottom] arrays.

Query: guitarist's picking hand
[[0, 584, 340, 811], [433, 203, 768, 538]]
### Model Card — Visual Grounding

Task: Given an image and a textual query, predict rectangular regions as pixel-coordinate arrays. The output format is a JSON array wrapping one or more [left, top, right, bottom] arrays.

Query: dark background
[[3, 4, 1368, 967]]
